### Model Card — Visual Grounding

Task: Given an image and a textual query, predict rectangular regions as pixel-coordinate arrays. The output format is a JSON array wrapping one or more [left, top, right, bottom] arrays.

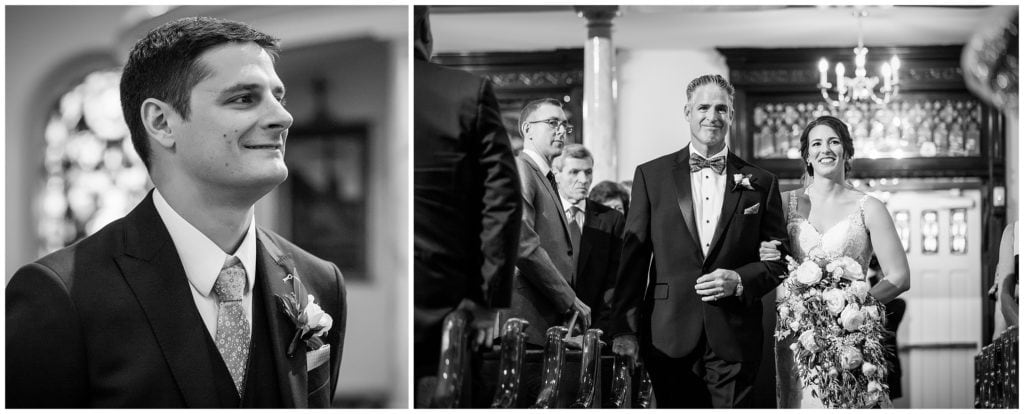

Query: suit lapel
[[671, 149, 704, 263], [257, 229, 307, 408], [114, 192, 220, 408], [577, 206, 598, 277], [521, 154, 573, 249], [706, 153, 744, 262]]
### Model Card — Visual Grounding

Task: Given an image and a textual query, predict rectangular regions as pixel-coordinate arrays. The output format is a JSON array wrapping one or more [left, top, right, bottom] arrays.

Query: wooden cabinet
[[718, 46, 1005, 179]]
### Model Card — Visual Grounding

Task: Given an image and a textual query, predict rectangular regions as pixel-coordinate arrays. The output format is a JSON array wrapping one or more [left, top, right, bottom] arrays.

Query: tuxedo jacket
[[6, 192, 346, 408], [575, 201, 625, 337], [511, 153, 576, 345], [610, 147, 788, 362]]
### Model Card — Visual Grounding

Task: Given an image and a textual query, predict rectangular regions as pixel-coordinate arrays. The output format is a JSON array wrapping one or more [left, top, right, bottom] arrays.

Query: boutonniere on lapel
[[732, 173, 756, 192], [275, 256, 333, 357]]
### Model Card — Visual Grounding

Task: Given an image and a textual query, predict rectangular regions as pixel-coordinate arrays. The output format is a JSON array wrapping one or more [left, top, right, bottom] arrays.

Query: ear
[[683, 103, 692, 120], [520, 122, 531, 139], [141, 98, 177, 150]]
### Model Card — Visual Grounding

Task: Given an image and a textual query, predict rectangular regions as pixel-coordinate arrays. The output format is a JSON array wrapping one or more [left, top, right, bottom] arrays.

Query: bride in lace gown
[[759, 115, 911, 408]]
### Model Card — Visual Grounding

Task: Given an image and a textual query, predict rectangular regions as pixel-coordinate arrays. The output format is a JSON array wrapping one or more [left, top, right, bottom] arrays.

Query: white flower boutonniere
[[732, 173, 755, 192], [275, 258, 333, 357]]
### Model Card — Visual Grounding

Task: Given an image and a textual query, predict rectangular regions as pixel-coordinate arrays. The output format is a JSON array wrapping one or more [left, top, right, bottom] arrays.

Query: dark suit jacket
[[412, 57, 520, 313], [575, 201, 625, 337], [610, 147, 788, 362], [5, 193, 346, 408], [512, 153, 576, 345], [412, 55, 521, 377]]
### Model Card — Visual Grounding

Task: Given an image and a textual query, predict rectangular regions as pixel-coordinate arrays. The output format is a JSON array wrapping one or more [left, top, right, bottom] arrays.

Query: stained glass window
[[38, 69, 151, 255]]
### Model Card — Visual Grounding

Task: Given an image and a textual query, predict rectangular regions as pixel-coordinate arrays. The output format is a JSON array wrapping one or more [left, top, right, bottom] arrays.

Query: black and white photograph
[[5, 5, 408, 408], [413, 4, 1019, 409]]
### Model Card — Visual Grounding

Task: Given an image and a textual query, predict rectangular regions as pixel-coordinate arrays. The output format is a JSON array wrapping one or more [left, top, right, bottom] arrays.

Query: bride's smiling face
[[806, 125, 846, 177]]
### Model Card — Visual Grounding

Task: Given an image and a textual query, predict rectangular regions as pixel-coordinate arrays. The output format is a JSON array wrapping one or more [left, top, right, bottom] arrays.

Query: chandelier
[[817, 9, 901, 108]]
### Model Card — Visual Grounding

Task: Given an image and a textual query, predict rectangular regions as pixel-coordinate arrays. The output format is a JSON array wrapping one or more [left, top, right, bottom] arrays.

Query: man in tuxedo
[[609, 74, 788, 408], [511, 98, 592, 346], [412, 5, 522, 393], [6, 17, 346, 408], [551, 144, 625, 338]]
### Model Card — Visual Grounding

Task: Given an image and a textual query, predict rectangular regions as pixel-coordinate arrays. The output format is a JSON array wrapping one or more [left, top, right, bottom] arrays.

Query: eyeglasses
[[527, 118, 574, 135]]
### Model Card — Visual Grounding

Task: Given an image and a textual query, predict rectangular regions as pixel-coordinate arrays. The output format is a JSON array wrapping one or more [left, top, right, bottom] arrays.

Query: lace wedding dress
[[774, 190, 892, 408]]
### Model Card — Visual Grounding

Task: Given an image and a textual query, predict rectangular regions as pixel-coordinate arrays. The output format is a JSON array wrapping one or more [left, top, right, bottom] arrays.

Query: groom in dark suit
[[609, 74, 787, 408], [6, 17, 345, 408]]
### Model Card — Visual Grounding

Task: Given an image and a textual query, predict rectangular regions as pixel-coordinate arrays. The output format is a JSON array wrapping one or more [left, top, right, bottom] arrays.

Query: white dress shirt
[[690, 146, 729, 256], [523, 148, 552, 177], [153, 189, 257, 339], [560, 196, 587, 229]]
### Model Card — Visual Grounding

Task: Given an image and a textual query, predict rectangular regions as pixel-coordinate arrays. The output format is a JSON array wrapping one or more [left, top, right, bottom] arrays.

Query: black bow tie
[[689, 153, 726, 174]]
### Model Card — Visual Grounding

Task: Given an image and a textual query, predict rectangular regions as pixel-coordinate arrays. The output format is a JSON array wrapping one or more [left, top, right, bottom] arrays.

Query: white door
[[879, 188, 983, 408]]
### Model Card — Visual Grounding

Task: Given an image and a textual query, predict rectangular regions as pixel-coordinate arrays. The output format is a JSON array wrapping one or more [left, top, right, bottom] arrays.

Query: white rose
[[847, 280, 871, 302], [823, 288, 847, 315], [839, 346, 863, 370], [794, 261, 823, 286], [300, 298, 333, 336], [789, 320, 801, 332], [778, 305, 791, 321], [862, 361, 878, 376], [827, 257, 864, 281], [798, 329, 819, 352], [862, 305, 881, 322], [839, 304, 865, 332], [867, 380, 884, 394], [777, 286, 791, 302]]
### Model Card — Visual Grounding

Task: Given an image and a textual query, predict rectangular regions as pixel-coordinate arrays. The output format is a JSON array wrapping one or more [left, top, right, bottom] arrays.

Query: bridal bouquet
[[775, 253, 890, 408]]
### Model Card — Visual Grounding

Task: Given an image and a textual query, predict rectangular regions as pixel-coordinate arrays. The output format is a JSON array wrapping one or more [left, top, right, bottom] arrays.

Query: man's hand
[[457, 299, 499, 349], [695, 269, 741, 302], [571, 297, 592, 330], [759, 240, 783, 261], [612, 334, 638, 371]]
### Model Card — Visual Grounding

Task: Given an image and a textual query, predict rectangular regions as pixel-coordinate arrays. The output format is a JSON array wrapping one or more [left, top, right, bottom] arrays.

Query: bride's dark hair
[[799, 115, 855, 178]]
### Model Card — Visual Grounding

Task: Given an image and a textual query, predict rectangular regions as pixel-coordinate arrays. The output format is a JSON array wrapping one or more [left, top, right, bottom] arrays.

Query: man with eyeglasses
[[509, 98, 592, 353]]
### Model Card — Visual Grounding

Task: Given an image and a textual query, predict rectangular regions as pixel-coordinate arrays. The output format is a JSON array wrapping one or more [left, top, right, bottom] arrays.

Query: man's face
[[684, 84, 733, 155], [522, 104, 568, 161], [554, 156, 593, 203], [166, 41, 293, 194]]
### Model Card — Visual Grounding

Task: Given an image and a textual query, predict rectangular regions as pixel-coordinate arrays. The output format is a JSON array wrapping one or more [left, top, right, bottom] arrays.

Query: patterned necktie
[[214, 256, 250, 396], [546, 171, 559, 193], [567, 206, 582, 252], [689, 153, 726, 174]]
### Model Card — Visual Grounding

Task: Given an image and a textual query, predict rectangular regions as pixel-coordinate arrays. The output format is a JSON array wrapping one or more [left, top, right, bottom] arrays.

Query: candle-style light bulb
[[818, 58, 829, 85], [836, 62, 846, 92], [881, 63, 892, 89], [891, 56, 901, 84]]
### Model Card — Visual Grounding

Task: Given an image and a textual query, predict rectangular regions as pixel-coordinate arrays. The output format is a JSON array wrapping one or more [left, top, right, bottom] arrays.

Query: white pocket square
[[306, 344, 330, 372], [743, 203, 760, 215]]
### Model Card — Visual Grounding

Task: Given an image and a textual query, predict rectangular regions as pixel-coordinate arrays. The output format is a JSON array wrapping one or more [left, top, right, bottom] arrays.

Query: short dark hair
[[551, 143, 593, 171], [518, 97, 563, 135], [686, 74, 735, 101], [120, 16, 280, 169], [799, 115, 855, 177], [589, 180, 630, 214]]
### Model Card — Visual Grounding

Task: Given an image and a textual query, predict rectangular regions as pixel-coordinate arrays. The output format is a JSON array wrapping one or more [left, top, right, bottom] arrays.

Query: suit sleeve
[[609, 167, 653, 337], [327, 263, 347, 398], [733, 173, 789, 306], [597, 211, 626, 335], [475, 79, 521, 309], [6, 263, 89, 408], [515, 158, 576, 314]]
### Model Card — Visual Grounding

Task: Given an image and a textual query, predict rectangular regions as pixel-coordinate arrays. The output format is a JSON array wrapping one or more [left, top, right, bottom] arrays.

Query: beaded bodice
[[785, 190, 874, 271]]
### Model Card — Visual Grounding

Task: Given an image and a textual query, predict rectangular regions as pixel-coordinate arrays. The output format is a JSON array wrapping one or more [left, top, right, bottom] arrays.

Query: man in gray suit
[[510, 98, 591, 346]]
